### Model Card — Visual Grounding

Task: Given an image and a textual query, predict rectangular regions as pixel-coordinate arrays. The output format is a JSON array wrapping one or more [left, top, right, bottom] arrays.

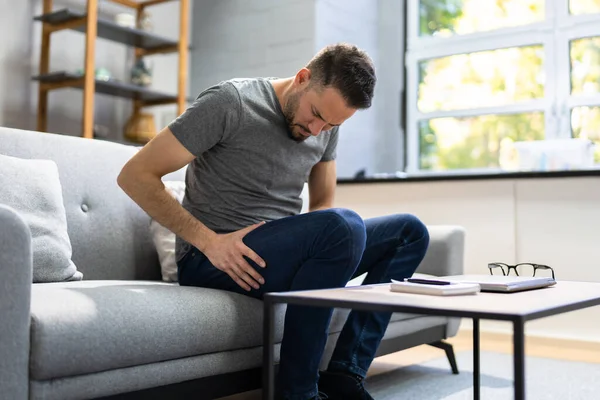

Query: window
[[406, 0, 600, 172]]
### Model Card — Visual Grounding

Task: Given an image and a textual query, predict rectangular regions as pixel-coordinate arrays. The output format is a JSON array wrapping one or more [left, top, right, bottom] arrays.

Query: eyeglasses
[[487, 262, 555, 280]]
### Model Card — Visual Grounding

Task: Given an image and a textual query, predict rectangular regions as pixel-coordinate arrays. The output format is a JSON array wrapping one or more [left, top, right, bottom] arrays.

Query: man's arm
[[117, 126, 217, 252], [117, 126, 266, 291], [307, 160, 337, 212]]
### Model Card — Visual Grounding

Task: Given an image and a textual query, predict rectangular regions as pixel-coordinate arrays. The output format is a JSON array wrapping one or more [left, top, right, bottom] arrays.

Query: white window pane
[[570, 0, 600, 15], [419, 0, 545, 38], [418, 46, 545, 113], [570, 36, 600, 95], [572, 106, 600, 162], [419, 112, 545, 170]]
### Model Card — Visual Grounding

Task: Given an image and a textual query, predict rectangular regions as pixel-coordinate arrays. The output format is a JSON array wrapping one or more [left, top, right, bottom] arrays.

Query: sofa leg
[[429, 340, 459, 374]]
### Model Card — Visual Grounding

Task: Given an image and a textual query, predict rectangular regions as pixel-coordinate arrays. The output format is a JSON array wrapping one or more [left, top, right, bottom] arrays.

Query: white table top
[[266, 281, 600, 321]]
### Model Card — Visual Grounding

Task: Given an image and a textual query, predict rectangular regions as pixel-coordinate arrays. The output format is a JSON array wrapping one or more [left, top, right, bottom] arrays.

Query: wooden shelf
[[33, 71, 180, 106], [34, 8, 179, 53], [110, 0, 180, 8], [34, 0, 190, 140]]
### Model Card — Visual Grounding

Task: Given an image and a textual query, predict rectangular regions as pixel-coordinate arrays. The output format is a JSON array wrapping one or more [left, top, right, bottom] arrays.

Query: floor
[[217, 330, 600, 400]]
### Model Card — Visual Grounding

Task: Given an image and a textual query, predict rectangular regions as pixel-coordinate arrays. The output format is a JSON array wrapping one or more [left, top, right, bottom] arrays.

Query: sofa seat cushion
[[30, 280, 270, 380], [30, 280, 428, 380]]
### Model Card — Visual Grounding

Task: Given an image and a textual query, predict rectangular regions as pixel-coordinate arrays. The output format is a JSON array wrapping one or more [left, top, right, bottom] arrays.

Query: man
[[118, 43, 429, 400]]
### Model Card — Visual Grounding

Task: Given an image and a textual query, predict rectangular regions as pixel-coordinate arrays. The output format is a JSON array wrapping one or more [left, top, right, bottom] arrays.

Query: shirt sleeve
[[168, 81, 242, 157], [320, 126, 339, 162]]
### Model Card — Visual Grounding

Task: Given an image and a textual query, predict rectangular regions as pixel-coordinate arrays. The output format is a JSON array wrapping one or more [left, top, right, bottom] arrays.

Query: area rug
[[367, 351, 600, 399]]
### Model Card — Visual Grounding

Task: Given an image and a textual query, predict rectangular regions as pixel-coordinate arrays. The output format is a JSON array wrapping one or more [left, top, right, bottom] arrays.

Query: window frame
[[405, 0, 600, 173]]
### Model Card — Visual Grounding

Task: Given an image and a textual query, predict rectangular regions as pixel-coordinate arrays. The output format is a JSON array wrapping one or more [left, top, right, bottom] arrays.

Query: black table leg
[[513, 319, 525, 400], [473, 318, 480, 400], [263, 296, 275, 400]]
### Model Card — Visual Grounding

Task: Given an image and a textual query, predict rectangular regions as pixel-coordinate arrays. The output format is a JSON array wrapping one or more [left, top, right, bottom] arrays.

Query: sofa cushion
[[30, 280, 420, 380], [149, 181, 186, 282], [0, 154, 82, 283]]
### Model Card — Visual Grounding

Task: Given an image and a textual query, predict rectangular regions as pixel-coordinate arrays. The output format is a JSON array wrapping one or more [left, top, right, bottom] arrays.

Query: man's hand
[[202, 222, 267, 291]]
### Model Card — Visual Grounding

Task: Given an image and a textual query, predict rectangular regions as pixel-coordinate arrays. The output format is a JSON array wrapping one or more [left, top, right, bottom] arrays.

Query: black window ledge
[[337, 168, 600, 184]]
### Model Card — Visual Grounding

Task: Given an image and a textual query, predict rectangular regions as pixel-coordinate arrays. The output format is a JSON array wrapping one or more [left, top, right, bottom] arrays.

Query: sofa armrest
[[418, 225, 466, 339], [417, 225, 466, 277], [0, 205, 32, 400]]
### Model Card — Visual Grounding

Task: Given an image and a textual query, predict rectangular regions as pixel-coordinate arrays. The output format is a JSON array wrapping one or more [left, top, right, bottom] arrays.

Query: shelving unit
[[33, 0, 189, 142]]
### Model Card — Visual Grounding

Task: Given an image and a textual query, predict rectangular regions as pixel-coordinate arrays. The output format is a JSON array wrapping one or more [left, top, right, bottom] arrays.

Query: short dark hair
[[306, 43, 376, 109]]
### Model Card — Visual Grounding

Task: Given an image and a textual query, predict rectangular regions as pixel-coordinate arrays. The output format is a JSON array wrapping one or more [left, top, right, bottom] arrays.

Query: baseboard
[[455, 327, 600, 350]]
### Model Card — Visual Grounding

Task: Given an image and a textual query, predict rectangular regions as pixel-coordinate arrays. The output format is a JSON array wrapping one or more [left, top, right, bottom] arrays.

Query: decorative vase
[[124, 112, 157, 143]]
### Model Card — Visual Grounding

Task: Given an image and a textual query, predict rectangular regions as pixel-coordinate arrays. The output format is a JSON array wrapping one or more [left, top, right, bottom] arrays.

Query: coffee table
[[262, 281, 600, 400]]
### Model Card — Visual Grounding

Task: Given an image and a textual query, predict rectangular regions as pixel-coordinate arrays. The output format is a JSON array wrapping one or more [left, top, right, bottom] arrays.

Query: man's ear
[[295, 68, 312, 87]]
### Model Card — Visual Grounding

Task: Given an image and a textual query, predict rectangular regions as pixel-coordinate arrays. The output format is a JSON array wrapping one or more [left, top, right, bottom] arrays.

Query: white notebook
[[390, 279, 480, 296], [440, 274, 556, 293]]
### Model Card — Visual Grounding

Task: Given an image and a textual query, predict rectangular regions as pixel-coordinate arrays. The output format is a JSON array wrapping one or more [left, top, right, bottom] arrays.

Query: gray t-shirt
[[169, 78, 339, 260]]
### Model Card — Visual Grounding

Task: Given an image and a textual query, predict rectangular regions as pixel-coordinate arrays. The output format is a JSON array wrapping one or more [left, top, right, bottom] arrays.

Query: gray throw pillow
[[0, 154, 82, 282]]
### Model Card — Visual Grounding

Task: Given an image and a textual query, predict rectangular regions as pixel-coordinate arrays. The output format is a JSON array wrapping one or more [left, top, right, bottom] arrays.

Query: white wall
[[315, 0, 406, 178], [0, 0, 35, 130], [335, 177, 600, 343], [375, 0, 405, 175], [315, 0, 379, 178], [190, 0, 316, 95]]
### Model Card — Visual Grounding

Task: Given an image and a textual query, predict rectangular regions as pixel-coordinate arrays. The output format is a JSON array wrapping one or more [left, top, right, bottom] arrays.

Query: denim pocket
[[176, 248, 196, 284]]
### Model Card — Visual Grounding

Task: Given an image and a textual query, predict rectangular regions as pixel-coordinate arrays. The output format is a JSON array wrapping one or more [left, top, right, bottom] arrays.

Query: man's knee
[[401, 214, 430, 250], [318, 208, 367, 250], [323, 207, 365, 235]]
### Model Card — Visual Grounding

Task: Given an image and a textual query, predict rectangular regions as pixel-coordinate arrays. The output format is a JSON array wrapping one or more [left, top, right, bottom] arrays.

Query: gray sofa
[[0, 127, 465, 400]]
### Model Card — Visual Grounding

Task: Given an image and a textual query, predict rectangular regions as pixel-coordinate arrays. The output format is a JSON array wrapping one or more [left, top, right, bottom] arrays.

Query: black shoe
[[318, 370, 374, 400]]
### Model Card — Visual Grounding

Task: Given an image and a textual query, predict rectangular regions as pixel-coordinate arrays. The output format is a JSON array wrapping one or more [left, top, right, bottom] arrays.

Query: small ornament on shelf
[[130, 59, 153, 87], [115, 13, 136, 29], [74, 67, 112, 81], [139, 11, 153, 32]]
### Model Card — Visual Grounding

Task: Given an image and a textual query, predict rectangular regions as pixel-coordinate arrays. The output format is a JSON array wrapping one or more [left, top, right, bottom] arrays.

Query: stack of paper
[[390, 279, 480, 296]]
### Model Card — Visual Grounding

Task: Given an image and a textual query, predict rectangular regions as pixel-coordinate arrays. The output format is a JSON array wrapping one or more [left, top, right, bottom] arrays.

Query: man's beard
[[283, 91, 309, 142]]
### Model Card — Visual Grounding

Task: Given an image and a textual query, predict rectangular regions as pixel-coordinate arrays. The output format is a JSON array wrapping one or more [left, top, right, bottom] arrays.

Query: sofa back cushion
[[0, 127, 185, 280], [0, 154, 83, 282]]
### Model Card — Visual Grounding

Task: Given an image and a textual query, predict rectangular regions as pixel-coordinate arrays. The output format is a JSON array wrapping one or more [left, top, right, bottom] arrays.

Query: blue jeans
[[177, 208, 429, 400]]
